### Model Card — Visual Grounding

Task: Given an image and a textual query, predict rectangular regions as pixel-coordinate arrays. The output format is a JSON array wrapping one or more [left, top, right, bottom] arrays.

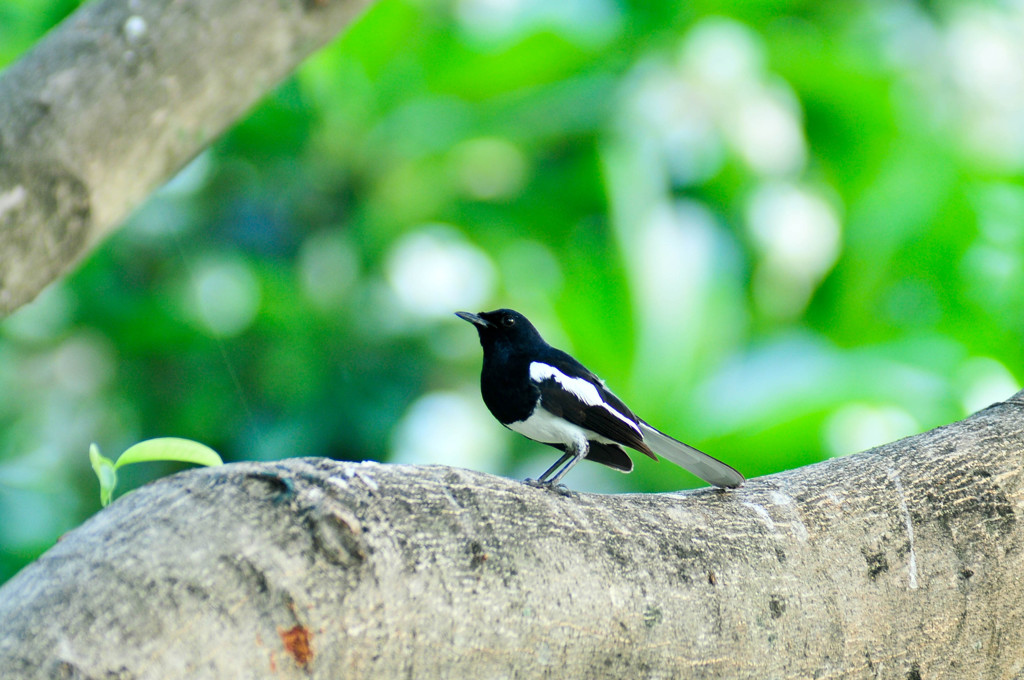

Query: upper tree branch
[[0, 392, 1022, 679], [0, 0, 373, 314]]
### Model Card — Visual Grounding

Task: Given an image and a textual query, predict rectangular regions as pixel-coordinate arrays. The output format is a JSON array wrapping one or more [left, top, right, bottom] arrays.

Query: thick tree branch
[[1, 392, 1022, 678], [0, 0, 372, 314]]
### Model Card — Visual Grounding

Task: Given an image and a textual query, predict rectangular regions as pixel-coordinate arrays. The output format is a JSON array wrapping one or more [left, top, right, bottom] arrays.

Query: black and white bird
[[456, 308, 744, 489]]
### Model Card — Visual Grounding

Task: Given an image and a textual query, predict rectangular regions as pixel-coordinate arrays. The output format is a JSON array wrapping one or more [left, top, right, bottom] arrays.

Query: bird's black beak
[[455, 311, 492, 328]]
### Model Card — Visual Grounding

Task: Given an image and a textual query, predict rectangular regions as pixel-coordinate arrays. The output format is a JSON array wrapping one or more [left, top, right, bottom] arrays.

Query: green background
[[1, 0, 1021, 584]]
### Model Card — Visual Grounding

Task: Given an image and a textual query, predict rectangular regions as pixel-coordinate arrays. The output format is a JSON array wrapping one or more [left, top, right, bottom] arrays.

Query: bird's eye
[[502, 315, 516, 328]]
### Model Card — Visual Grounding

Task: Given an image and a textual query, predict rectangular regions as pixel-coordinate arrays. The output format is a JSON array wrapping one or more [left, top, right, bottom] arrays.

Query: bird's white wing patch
[[529, 361, 642, 436], [529, 362, 602, 406]]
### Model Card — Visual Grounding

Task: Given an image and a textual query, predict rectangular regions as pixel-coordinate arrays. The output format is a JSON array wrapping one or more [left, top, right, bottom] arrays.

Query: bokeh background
[[1, 0, 1022, 584]]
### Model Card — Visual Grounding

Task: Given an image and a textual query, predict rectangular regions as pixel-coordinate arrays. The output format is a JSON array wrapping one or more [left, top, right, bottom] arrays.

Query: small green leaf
[[89, 443, 118, 507], [114, 437, 223, 470]]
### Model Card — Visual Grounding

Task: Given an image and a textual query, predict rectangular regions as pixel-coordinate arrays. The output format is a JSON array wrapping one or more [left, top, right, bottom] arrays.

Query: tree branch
[[1, 392, 1021, 678], [0, 0, 373, 314]]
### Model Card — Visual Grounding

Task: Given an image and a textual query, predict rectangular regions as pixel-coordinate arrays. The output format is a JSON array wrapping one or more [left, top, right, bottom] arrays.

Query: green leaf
[[114, 438, 223, 470], [89, 443, 118, 508]]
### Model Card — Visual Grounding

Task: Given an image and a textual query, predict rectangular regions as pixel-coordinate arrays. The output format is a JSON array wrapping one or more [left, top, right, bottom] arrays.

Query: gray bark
[[0, 392, 1021, 679], [0, 0, 372, 314]]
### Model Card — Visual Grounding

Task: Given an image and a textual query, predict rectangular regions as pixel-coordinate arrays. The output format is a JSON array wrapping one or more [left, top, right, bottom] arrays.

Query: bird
[[456, 308, 744, 489]]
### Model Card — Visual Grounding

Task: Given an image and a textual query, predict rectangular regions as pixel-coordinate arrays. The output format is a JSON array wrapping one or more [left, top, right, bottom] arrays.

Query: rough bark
[[0, 393, 1021, 679], [0, 0, 373, 314]]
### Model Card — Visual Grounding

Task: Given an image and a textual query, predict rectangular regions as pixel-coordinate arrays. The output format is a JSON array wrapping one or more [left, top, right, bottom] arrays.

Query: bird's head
[[455, 308, 544, 352]]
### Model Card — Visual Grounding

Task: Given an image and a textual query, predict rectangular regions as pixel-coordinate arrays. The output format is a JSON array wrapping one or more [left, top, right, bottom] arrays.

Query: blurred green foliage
[[1, 0, 1022, 585]]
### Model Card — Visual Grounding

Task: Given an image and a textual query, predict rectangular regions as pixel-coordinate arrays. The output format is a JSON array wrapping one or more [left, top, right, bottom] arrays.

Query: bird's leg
[[527, 452, 573, 486], [527, 437, 589, 488], [544, 447, 585, 486]]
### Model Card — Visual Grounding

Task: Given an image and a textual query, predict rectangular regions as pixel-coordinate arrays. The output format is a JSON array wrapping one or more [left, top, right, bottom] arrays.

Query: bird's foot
[[523, 478, 574, 496]]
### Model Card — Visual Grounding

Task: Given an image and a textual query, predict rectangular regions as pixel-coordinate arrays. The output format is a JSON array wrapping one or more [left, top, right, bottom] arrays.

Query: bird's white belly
[[506, 406, 615, 449]]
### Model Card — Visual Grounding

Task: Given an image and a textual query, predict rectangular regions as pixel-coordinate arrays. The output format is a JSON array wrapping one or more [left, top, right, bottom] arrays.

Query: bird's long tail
[[638, 422, 745, 488]]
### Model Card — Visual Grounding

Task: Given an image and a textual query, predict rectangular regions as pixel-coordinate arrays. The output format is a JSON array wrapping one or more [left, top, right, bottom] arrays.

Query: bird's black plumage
[[456, 308, 744, 489]]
